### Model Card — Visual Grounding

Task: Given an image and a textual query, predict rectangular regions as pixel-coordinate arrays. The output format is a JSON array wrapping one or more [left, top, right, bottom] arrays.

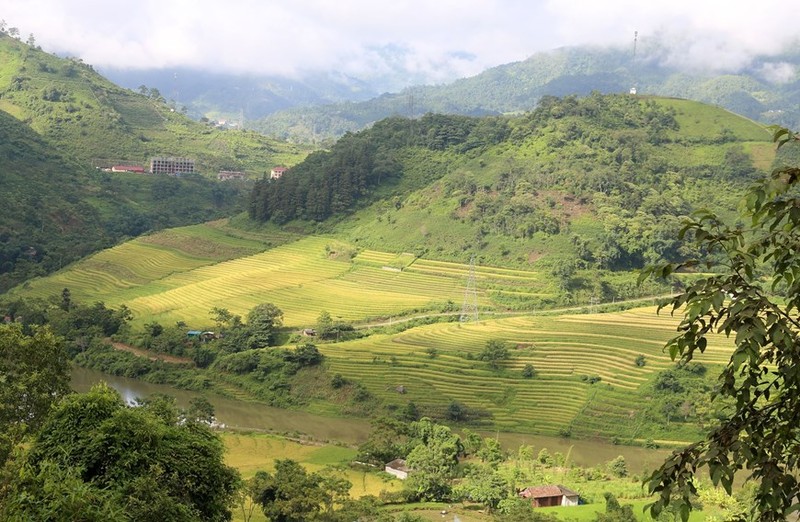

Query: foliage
[[0, 324, 70, 463], [641, 127, 800, 521], [478, 338, 511, 369], [404, 418, 463, 501], [249, 114, 509, 224], [357, 417, 412, 466], [594, 493, 637, 522], [1, 383, 239, 521], [246, 302, 284, 348], [455, 464, 509, 512], [522, 363, 537, 378], [249, 459, 352, 522], [606, 456, 628, 478]]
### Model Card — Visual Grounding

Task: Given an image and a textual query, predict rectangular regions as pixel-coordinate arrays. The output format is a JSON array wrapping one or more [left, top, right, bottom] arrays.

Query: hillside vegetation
[[251, 95, 774, 293], [0, 32, 312, 291], [0, 32, 309, 172]]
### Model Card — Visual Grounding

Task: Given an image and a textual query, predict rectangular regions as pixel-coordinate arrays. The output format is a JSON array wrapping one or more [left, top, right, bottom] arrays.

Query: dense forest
[[249, 113, 510, 223]]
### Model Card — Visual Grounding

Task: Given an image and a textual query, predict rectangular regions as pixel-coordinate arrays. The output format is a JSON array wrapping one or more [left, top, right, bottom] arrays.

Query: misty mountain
[[249, 44, 800, 142], [102, 67, 381, 123]]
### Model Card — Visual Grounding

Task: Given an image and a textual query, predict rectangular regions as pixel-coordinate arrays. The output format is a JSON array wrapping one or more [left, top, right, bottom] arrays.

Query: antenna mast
[[460, 256, 479, 323], [629, 30, 639, 95]]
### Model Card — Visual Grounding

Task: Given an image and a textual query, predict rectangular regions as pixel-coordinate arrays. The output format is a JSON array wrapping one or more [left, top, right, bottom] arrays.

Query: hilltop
[[250, 44, 800, 142]]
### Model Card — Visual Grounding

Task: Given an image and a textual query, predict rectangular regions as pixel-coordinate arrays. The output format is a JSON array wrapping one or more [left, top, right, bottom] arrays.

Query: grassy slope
[[11, 222, 551, 328], [0, 33, 309, 174]]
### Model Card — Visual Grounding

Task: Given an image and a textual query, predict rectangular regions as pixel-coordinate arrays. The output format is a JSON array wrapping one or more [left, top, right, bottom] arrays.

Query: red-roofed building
[[519, 485, 579, 507], [270, 166, 288, 180]]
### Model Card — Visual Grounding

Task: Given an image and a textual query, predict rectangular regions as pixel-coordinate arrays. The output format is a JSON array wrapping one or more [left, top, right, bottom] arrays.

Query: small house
[[302, 328, 316, 337], [385, 459, 411, 480], [270, 166, 288, 180], [187, 331, 217, 342], [519, 485, 579, 507]]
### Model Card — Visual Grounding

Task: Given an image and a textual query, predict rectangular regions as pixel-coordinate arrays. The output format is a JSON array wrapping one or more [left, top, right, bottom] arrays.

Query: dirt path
[[354, 294, 675, 329], [109, 340, 193, 365]]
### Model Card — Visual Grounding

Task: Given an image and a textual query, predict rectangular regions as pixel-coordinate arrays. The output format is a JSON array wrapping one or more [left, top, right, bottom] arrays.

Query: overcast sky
[[3, 0, 799, 83]]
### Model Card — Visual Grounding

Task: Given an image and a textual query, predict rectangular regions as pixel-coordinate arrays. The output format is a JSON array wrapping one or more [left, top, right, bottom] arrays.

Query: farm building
[[270, 166, 288, 180], [301, 328, 316, 336], [218, 170, 247, 181], [187, 330, 217, 342], [519, 485, 579, 507], [385, 459, 411, 480]]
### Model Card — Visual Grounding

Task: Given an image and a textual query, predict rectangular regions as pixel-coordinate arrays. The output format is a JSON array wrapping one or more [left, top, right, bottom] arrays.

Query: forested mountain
[[250, 94, 775, 283], [0, 32, 310, 292], [251, 44, 800, 142]]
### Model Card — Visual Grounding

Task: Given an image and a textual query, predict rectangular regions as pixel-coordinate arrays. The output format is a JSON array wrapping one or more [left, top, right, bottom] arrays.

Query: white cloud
[[3, 0, 799, 82]]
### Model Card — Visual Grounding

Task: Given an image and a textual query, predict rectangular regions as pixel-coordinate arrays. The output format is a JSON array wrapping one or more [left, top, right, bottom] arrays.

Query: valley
[[2, 23, 796, 519]]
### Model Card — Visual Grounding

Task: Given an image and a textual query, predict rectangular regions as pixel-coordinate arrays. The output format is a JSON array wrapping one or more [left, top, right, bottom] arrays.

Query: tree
[[522, 363, 537, 378], [186, 396, 216, 424], [246, 302, 283, 348], [316, 310, 335, 339], [606, 455, 628, 478], [640, 126, 800, 521], [595, 493, 637, 522], [455, 464, 508, 513], [478, 338, 510, 369], [476, 437, 505, 467], [250, 459, 342, 522], [405, 418, 463, 501], [3, 384, 239, 521], [0, 324, 70, 463]]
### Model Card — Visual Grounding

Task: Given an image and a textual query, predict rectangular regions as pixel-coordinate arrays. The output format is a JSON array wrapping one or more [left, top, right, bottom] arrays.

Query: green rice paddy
[[320, 307, 731, 439]]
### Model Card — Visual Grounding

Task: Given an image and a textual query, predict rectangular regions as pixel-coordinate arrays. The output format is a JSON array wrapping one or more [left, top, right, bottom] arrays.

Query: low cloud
[[3, 0, 799, 83]]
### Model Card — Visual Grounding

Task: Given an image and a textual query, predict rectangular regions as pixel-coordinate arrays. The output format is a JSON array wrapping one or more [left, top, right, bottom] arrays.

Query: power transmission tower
[[460, 256, 479, 323]]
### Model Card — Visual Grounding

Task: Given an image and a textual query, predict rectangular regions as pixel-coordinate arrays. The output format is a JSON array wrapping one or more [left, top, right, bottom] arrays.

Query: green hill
[[11, 95, 775, 312], [250, 95, 774, 298], [0, 32, 309, 173], [0, 33, 312, 291]]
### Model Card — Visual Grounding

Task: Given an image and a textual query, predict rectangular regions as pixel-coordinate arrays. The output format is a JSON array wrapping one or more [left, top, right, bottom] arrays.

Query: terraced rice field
[[321, 306, 732, 437], [13, 226, 553, 328]]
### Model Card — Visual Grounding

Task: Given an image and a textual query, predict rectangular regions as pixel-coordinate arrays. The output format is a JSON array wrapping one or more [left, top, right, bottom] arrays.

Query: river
[[71, 366, 671, 472]]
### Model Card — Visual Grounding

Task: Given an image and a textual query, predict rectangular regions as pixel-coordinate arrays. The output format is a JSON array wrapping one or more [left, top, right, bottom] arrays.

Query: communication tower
[[629, 31, 638, 95], [460, 256, 479, 323]]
